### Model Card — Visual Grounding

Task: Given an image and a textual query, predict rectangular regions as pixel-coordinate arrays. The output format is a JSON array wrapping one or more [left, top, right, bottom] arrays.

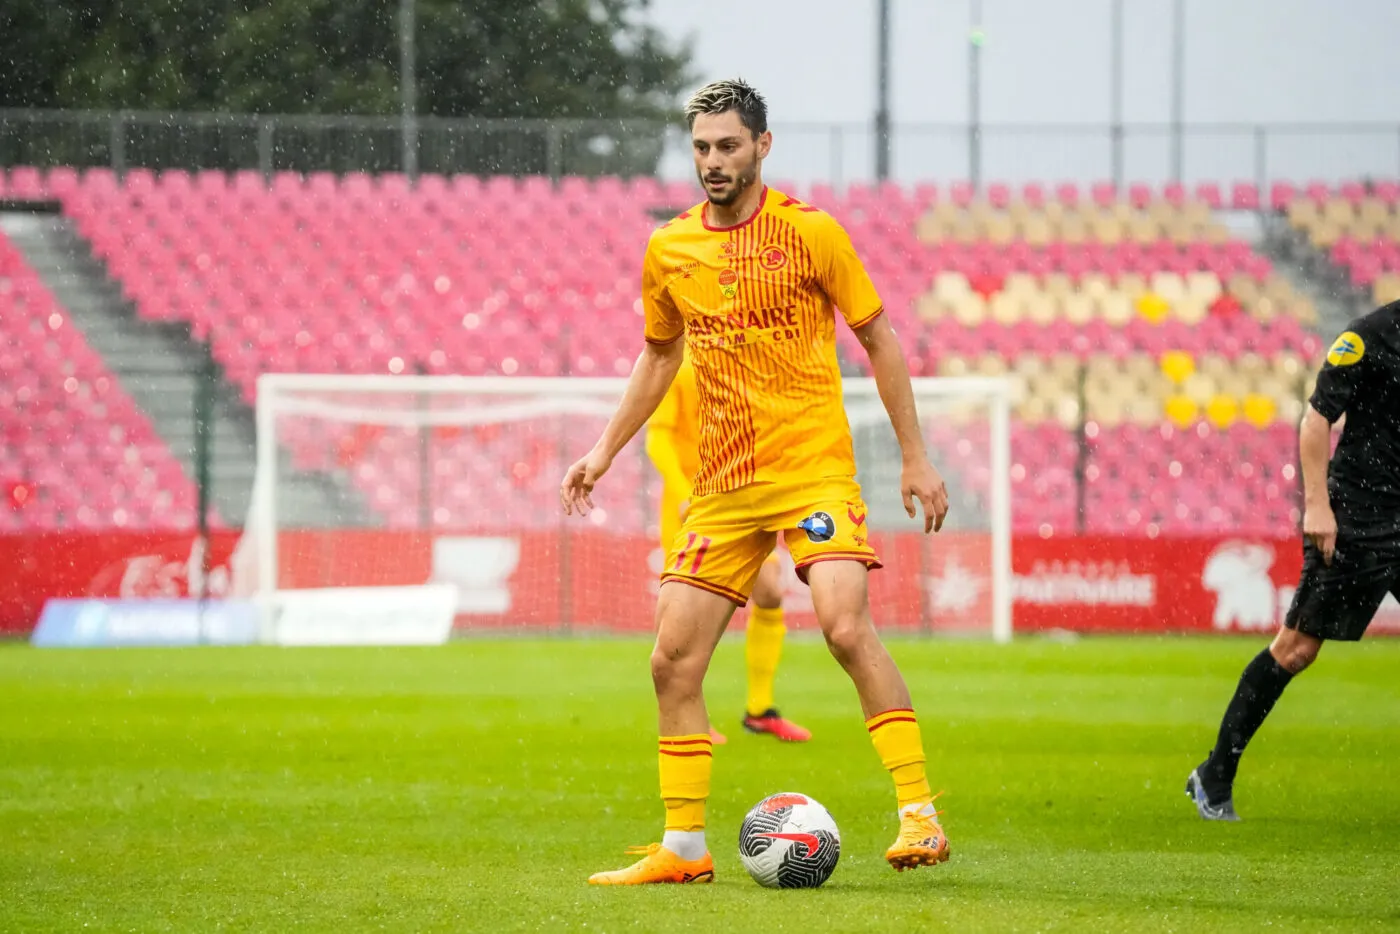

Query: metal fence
[[3, 109, 1400, 189]]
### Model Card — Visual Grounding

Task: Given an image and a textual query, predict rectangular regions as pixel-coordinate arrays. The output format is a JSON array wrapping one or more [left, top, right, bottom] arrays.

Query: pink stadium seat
[[1230, 182, 1260, 211]]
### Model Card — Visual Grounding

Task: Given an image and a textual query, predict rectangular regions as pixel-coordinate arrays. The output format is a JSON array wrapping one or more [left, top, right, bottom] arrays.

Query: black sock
[[1200, 648, 1294, 801]]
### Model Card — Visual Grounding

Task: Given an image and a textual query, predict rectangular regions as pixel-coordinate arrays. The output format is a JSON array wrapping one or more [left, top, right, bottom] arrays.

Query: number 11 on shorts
[[673, 533, 712, 574]]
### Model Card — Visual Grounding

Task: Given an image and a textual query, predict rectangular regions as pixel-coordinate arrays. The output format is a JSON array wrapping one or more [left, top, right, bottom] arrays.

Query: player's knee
[[822, 612, 870, 667], [1270, 629, 1322, 674], [752, 567, 782, 609], [650, 645, 704, 697]]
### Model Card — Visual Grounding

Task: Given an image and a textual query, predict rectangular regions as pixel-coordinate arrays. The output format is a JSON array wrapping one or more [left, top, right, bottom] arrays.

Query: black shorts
[[1284, 539, 1400, 641]]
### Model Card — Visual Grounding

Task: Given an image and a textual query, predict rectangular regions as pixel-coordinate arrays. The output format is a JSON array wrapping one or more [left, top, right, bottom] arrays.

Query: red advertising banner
[[2, 530, 1396, 637]]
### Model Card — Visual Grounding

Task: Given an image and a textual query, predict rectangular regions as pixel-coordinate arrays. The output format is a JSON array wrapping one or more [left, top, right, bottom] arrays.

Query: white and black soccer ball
[[738, 792, 841, 888]]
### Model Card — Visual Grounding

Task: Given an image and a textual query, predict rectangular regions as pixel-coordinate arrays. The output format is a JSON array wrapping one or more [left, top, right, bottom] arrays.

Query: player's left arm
[[810, 213, 950, 533], [855, 315, 950, 533]]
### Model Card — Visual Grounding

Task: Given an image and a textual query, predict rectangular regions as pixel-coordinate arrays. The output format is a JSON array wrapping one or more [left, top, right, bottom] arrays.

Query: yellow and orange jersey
[[641, 187, 883, 496]]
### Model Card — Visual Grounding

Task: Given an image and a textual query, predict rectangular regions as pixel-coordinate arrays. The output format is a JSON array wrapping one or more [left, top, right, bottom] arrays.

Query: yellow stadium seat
[[1242, 393, 1277, 428], [1287, 200, 1320, 229], [1206, 394, 1240, 428], [1091, 215, 1125, 243], [1323, 200, 1356, 227], [934, 271, 969, 301], [1359, 197, 1389, 225], [1197, 354, 1231, 379], [1049, 353, 1081, 379], [1062, 292, 1095, 325], [1026, 293, 1058, 325], [1003, 272, 1038, 295], [1236, 352, 1267, 377], [1182, 372, 1217, 405], [1125, 216, 1157, 244], [1186, 271, 1222, 303], [1160, 350, 1195, 384], [1149, 272, 1186, 303], [1174, 297, 1208, 325], [1043, 272, 1075, 299], [1097, 292, 1131, 326], [915, 293, 943, 323], [1058, 214, 1089, 245], [1123, 354, 1157, 379], [1136, 291, 1170, 324], [1018, 214, 1054, 247], [1374, 273, 1400, 306], [1117, 272, 1147, 299], [1079, 273, 1112, 298], [985, 214, 1016, 245], [990, 291, 1023, 325], [1054, 395, 1083, 428], [976, 354, 1009, 376], [1309, 221, 1341, 249], [915, 214, 948, 242], [1125, 394, 1163, 426], [939, 355, 971, 377], [1013, 354, 1047, 378], [1017, 396, 1050, 424], [1272, 352, 1305, 380], [953, 293, 988, 327], [1164, 394, 1199, 427]]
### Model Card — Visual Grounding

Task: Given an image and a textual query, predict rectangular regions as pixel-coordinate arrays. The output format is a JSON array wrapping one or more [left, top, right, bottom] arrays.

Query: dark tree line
[[0, 1, 693, 174]]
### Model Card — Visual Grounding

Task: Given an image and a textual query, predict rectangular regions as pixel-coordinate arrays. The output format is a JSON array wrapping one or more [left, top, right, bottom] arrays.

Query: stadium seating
[[1275, 180, 1400, 306], [0, 231, 200, 530], [1, 166, 1318, 534]]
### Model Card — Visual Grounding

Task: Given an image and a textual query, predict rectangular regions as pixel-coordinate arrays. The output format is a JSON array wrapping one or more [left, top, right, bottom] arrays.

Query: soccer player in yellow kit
[[562, 78, 951, 884], [647, 353, 812, 745]]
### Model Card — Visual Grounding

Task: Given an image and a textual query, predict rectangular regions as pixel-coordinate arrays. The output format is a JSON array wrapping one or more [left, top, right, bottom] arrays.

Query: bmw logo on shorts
[[798, 511, 836, 543]]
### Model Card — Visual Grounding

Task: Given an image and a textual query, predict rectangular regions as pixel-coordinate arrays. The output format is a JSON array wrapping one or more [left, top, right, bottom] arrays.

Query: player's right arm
[[561, 237, 686, 516], [1301, 321, 1371, 563]]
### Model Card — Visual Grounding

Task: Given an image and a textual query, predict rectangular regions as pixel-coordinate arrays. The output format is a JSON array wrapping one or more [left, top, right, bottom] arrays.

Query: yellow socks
[[745, 605, 786, 716], [659, 733, 712, 832], [866, 708, 933, 812]]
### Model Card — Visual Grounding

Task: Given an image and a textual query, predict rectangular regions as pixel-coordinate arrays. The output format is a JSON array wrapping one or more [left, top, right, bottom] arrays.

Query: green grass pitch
[[2, 635, 1398, 932]]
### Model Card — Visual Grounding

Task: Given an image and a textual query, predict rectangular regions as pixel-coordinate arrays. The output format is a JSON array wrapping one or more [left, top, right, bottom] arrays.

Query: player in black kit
[[1186, 302, 1400, 820]]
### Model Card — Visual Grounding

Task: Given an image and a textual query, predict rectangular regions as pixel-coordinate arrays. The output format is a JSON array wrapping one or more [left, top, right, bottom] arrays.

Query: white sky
[[644, 0, 1400, 185]]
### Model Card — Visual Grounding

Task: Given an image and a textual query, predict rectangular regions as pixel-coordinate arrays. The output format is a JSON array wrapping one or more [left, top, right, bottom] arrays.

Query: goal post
[[238, 373, 1014, 643]]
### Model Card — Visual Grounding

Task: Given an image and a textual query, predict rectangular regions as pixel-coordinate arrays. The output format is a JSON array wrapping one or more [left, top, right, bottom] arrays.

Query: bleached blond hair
[[684, 78, 768, 136]]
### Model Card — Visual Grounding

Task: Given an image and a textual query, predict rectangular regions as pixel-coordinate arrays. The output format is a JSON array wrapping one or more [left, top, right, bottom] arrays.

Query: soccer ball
[[738, 792, 841, 888]]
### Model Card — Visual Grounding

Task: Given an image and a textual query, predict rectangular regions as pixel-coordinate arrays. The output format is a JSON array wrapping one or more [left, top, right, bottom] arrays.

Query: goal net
[[236, 374, 1013, 642]]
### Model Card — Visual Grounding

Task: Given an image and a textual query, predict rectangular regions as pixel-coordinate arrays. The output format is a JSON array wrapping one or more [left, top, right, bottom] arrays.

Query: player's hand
[[678, 498, 691, 520], [560, 448, 613, 516], [902, 456, 949, 534], [1303, 501, 1338, 566]]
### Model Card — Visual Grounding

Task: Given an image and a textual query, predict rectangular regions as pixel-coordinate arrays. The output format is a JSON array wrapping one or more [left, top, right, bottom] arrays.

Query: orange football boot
[[885, 805, 951, 872], [588, 843, 715, 885]]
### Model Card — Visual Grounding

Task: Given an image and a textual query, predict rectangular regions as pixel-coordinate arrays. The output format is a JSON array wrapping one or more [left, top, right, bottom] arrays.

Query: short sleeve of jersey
[[1310, 318, 1372, 422], [642, 236, 684, 345], [809, 214, 884, 329]]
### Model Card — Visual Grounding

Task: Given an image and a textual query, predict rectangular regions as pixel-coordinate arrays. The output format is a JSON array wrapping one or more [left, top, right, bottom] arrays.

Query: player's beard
[[700, 154, 759, 207]]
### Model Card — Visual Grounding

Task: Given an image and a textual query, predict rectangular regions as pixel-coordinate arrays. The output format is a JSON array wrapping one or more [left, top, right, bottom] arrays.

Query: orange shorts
[[660, 477, 881, 605]]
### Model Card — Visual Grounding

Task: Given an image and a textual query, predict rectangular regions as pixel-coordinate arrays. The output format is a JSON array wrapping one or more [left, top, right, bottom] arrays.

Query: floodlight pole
[[400, 0, 418, 178], [969, 0, 983, 189], [875, 0, 892, 182], [1170, 0, 1185, 182], [1110, 0, 1124, 188]]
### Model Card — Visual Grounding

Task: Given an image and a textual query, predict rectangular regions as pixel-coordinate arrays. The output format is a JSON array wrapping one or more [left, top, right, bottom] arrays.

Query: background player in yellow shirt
[[562, 78, 950, 885], [647, 352, 812, 745]]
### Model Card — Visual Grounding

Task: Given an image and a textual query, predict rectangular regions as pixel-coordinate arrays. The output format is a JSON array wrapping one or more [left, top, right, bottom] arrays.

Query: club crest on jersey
[[758, 245, 789, 272], [718, 267, 738, 299], [798, 511, 836, 543], [1326, 331, 1365, 366]]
